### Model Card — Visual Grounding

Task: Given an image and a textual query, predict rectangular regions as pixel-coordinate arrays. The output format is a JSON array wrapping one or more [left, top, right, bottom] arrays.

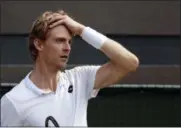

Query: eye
[[69, 40, 72, 45], [55, 38, 66, 43]]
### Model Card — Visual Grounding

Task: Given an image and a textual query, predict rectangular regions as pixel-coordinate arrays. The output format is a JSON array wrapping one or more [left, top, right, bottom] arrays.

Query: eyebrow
[[55, 37, 72, 43]]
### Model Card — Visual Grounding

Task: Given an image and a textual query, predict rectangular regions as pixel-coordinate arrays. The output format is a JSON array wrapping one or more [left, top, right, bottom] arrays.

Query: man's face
[[40, 25, 72, 70]]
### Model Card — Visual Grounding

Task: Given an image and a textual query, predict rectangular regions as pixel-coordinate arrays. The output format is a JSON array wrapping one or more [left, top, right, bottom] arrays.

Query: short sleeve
[[70, 65, 101, 100], [1, 95, 22, 126]]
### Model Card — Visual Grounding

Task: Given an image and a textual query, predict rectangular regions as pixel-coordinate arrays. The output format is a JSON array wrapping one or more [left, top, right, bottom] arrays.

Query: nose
[[63, 42, 71, 53]]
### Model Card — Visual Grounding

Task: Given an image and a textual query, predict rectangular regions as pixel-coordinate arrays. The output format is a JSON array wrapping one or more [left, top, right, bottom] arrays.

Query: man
[[1, 10, 139, 126]]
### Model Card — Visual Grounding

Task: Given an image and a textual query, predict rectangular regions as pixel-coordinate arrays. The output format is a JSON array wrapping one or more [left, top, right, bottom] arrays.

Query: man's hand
[[47, 10, 85, 36], [47, 10, 139, 90]]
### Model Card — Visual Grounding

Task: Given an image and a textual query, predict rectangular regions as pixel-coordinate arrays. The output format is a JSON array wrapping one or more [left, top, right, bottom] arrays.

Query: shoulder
[[2, 80, 26, 101], [62, 65, 101, 86], [64, 65, 101, 75], [1, 94, 16, 112], [2, 78, 36, 105], [1, 90, 23, 126], [0, 81, 25, 115]]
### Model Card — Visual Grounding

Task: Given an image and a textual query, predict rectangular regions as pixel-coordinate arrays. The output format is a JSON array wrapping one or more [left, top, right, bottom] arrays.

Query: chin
[[57, 63, 67, 71]]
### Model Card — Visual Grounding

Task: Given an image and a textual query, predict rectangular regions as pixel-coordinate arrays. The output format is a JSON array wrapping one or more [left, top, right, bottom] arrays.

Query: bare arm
[[47, 12, 139, 89], [94, 38, 139, 89]]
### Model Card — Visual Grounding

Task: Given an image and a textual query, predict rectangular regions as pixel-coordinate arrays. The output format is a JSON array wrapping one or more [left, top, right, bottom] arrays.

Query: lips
[[60, 55, 68, 59], [60, 55, 68, 61]]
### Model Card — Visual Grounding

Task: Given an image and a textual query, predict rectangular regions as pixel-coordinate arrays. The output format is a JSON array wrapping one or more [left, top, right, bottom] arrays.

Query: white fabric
[[1, 65, 101, 127], [81, 27, 108, 49]]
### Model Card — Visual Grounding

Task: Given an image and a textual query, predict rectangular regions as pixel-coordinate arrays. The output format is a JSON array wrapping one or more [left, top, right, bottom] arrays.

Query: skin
[[29, 11, 139, 92], [30, 25, 72, 92]]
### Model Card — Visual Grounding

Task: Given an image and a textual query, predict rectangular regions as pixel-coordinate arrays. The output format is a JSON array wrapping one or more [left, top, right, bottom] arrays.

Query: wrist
[[77, 24, 86, 35], [80, 27, 108, 49]]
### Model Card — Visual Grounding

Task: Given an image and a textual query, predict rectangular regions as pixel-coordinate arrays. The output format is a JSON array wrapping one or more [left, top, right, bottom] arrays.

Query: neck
[[29, 59, 60, 92]]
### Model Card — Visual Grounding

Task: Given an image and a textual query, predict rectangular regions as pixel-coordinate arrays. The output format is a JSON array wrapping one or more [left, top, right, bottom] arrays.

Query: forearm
[[100, 38, 139, 71], [80, 26, 139, 71]]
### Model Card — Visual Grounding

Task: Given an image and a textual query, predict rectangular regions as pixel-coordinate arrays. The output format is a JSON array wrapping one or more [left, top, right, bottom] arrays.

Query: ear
[[34, 39, 44, 51]]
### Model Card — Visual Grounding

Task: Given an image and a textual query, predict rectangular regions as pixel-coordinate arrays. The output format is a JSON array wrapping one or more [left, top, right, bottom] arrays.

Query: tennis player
[[1, 10, 139, 127]]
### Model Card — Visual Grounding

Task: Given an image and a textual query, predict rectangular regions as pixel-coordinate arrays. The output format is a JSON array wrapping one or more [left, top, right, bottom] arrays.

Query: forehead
[[47, 25, 72, 40]]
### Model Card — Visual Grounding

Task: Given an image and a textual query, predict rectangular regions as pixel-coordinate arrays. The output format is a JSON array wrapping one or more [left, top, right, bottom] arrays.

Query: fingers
[[49, 19, 65, 29], [46, 10, 69, 29], [57, 10, 67, 15], [47, 13, 67, 29], [47, 9, 67, 22], [47, 14, 65, 24]]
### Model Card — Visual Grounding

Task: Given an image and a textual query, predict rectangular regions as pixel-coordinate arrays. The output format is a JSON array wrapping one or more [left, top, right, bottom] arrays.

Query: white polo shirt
[[1, 65, 101, 127]]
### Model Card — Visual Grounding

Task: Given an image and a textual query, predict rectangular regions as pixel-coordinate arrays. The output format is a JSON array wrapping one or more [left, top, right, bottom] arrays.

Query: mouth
[[60, 55, 68, 61]]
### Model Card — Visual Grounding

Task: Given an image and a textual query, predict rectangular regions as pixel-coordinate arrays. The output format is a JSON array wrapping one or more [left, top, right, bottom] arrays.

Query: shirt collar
[[24, 71, 62, 95]]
